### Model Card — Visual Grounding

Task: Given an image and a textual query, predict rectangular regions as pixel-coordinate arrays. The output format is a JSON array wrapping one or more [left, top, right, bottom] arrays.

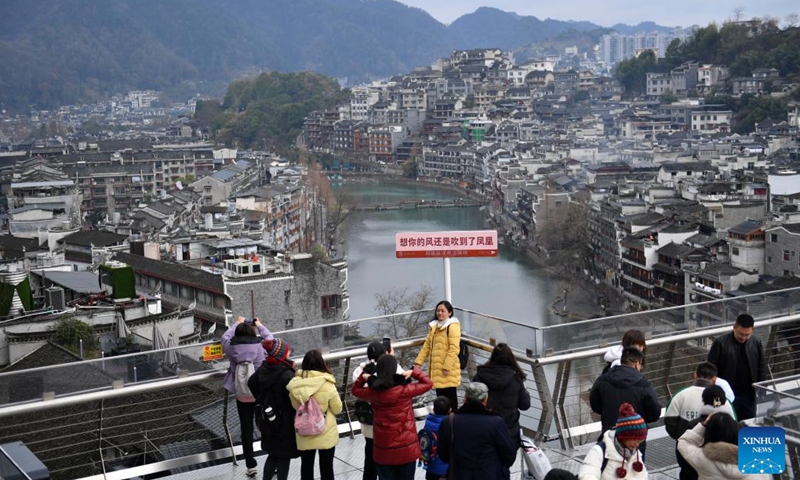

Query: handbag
[[520, 436, 551, 480]]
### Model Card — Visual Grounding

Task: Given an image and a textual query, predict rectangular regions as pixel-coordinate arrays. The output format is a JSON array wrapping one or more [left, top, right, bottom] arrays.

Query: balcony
[[1, 293, 800, 479]]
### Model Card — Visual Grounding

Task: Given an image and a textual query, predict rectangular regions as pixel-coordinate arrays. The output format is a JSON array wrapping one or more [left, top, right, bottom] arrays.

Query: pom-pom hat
[[614, 402, 648, 442], [261, 338, 290, 365]]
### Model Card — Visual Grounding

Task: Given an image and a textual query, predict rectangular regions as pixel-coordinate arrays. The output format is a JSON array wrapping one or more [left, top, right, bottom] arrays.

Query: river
[[339, 182, 568, 328]]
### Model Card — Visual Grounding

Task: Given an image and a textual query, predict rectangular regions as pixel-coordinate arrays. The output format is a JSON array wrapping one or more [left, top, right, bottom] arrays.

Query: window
[[767, 256, 772, 263], [285, 318, 294, 329], [771, 234, 778, 242], [321, 294, 343, 313], [284, 290, 291, 303], [732, 247, 739, 255], [784, 250, 790, 261]]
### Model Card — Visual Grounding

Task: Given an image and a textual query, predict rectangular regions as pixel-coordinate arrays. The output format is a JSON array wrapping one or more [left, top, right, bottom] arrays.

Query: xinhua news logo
[[738, 426, 785, 475]]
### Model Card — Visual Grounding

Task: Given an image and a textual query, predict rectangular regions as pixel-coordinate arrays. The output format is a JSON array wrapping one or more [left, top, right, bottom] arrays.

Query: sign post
[[395, 230, 499, 303]]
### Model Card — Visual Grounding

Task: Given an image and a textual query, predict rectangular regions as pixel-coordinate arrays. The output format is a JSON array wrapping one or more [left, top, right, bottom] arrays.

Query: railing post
[[341, 356, 355, 439], [661, 343, 676, 399], [764, 324, 779, 366], [97, 399, 107, 479], [222, 393, 238, 465], [531, 362, 554, 447], [552, 360, 573, 450]]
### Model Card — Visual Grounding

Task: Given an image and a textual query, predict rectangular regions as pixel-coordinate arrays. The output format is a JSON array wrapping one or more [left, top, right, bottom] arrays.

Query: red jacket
[[352, 366, 432, 465]]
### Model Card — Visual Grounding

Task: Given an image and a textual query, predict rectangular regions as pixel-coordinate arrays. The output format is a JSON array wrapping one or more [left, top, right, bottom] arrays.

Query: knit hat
[[366, 341, 386, 361], [464, 382, 489, 403], [262, 338, 290, 365], [614, 403, 648, 441]]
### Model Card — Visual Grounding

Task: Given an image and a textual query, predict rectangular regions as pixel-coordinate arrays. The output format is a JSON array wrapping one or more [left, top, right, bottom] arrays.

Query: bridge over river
[[350, 198, 486, 211]]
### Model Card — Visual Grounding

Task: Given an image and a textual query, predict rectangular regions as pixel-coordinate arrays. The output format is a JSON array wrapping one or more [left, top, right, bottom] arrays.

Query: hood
[[475, 364, 518, 390], [258, 363, 294, 391], [703, 441, 739, 465], [230, 335, 262, 346], [604, 344, 624, 363], [605, 365, 646, 388], [428, 317, 459, 330], [287, 369, 336, 404], [425, 413, 446, 431]]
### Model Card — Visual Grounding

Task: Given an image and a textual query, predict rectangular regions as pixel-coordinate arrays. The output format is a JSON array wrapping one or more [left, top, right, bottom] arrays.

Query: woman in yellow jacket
[[414, 300, 461, 409], [286, 350, 343, 480]]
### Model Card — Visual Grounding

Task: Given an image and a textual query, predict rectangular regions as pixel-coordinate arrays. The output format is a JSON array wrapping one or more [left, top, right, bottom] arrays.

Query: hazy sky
[[396, 1, 798, 27]]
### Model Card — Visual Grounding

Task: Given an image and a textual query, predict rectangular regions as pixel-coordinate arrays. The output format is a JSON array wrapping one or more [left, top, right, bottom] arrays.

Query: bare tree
[[785, 13, 799, 27], [732, 7, 745, 23], [373, 285, 436, 366]]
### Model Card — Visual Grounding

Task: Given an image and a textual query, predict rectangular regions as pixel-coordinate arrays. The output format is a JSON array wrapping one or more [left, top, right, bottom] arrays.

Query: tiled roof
[[113, 252, 224, 294], [61, 230, 128, 247]]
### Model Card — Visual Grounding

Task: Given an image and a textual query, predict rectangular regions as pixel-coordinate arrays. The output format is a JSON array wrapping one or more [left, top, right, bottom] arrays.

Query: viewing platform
[[1, 287, 799, 479]]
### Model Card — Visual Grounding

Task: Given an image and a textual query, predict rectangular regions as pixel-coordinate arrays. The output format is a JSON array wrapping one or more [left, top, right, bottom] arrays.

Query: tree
[[373, 285, 436, 367], [537, 196, 590, 275], [51, 317, 100, 358], [659, 90, 678, 104]]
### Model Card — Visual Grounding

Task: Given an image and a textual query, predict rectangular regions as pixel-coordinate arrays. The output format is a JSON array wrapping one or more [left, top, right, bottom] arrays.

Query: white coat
[[578, 430, 648, 480], [677, 423, 771, 480]]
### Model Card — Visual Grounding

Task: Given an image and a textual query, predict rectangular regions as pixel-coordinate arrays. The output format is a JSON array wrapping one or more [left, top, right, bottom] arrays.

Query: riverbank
[[339, 173, 625, 322]]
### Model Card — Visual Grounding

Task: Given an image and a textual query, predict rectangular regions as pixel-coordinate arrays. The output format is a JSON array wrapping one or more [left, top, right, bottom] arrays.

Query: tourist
[[590, 347, 661, 434], [677, 412, 770, 480], [665, 362, 736, 441], [221, 316, 273, 476], [437, 382, 517, 479], [247, 338, 298, 480], [351, 341, 404, 480], [602, 329, 646, 373], [471, 342, 531, 447], [420, 396, 452, 480], [352, 354, 433, 480], [707, 313, 766, 420], [414, 300, 462, 409], [578, 403, 649, 480], [286, 350, 343, 480]]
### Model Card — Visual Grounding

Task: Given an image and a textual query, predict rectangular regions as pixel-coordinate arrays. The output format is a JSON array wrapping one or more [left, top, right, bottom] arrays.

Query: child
[[422, 396, 451, 480]]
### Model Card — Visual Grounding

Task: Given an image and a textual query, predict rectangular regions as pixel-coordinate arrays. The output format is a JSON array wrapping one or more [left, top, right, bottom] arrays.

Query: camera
[[244, 317, 255, 325]]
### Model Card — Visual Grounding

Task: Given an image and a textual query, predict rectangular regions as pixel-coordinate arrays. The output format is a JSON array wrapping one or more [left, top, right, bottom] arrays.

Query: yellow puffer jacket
[[286, 369, 343, 451], [414, 318, 462, 389]]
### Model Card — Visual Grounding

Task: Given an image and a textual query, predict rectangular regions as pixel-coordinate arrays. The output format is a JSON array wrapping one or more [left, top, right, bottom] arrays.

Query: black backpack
[[254, 389, 278, 432], [354, 400, 374, 425], [446, 325, 469, 370]]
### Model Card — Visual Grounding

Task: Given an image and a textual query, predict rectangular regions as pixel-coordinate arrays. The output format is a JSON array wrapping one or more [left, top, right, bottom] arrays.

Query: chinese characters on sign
[[202, 344, 224, 361], [395, 230, 499, 258]]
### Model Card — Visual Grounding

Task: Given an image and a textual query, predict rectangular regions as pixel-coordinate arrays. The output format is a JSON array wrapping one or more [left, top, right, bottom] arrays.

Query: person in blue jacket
[[222, 316, 273, 476], [422, 396, 451, 480]]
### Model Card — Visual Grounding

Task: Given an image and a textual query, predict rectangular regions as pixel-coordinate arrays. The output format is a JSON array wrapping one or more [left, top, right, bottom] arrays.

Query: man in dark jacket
[[707, 313, 766, 420], [590, 347, 661, 433], [438, 382, 517, 480]]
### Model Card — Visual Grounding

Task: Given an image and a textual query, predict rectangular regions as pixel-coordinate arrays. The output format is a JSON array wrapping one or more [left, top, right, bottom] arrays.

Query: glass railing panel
[[0, 343, 217, 407], [455, 308, 539, 356], [754, 373, 800, 436]]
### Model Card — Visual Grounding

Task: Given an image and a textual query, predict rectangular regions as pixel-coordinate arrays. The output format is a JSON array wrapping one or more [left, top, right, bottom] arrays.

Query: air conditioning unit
[[45, 287, 66, 311]]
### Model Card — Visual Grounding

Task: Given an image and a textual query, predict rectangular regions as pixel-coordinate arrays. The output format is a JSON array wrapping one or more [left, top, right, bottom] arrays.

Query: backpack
[[354, 400, 374, 425], [446, 325, 469, 370], [294, 396, 326, 436], [234, 361, 255, 401], [418, 426, 439, 465], [598, 439, 609, 473], [254, 389, 277, 432]]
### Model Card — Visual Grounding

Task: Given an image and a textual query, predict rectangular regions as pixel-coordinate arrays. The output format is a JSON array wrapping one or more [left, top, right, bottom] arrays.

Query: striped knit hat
[[614, 403, 648, 441], [262, 338, 290, 365]]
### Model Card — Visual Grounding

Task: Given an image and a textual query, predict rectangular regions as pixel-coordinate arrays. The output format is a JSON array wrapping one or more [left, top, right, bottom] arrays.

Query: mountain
[[0, 0, 673, 113], [610, 21, 677, 35]]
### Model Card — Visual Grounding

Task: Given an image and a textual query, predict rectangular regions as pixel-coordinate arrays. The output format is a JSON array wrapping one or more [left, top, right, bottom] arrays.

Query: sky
[[395, 1, 798, 27]]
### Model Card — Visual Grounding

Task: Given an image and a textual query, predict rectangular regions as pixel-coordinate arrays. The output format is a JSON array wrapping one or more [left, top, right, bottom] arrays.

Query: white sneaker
[[245, 467, 258, 477]]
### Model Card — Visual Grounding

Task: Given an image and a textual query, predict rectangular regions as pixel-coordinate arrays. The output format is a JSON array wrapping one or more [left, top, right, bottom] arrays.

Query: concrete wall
[[765, 229, 800, 277]]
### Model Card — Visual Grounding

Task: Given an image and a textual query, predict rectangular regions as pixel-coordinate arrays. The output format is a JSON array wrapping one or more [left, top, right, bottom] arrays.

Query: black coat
[[247, 361, 299, 458], [589, 365, 661, 432], [472, 364, 531, 446], [438, 401, 517, 480], [707, 331, 766, 398]]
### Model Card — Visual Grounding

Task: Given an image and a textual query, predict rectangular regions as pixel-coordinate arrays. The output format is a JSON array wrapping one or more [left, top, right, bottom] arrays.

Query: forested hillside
[[0, 0, 662, 112], [614, 20, 800, 133], [194, 72, 348, 150]]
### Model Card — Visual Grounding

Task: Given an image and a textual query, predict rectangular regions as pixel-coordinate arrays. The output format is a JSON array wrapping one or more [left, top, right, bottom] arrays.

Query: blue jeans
[[375, 461, 416, 480]]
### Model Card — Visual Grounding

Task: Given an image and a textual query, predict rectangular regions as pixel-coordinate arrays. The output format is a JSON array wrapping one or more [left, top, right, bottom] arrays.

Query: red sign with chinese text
[[395, 230, 499, 258]]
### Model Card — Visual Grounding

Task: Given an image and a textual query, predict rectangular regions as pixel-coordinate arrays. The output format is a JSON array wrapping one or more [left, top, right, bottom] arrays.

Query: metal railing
[[1, 297, 799, 479]]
